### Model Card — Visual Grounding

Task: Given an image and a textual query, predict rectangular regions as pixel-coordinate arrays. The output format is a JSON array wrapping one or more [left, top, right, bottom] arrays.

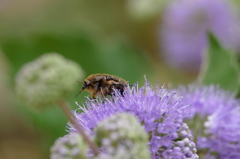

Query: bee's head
[[83, 79, 91, 86], [76, 80, 91, 97]]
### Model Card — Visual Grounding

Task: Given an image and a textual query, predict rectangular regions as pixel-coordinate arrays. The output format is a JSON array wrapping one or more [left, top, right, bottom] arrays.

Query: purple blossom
[[176, 84, 237, 118], [160, 0, 240, 72], [69, 81, 199, 158], [202, 105, 240, 158], [177, 84, 240, 158]]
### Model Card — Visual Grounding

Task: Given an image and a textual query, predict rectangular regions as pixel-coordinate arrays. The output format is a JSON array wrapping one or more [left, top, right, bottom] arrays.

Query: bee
[[76, 74, 128, 99]]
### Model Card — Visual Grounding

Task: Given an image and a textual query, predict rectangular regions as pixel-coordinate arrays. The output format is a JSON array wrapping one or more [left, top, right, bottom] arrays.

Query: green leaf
[[198, 34, 240, 93]]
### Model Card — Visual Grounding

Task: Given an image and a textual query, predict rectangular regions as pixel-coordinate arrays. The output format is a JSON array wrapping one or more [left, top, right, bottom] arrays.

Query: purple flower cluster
[[49, 77, 240, 159], [201, 105, 240, 158], [160, 0, 240, 72], [69, 81, 199, 158], [176, 85, 236, 118], [177, 84, 240, 158]]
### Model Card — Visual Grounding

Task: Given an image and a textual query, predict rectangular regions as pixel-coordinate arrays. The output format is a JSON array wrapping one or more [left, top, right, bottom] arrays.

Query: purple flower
[[177, 84, 236, 118], [177, 84, 240, 158], [202, 105, 240, 158], [160, 0, 240, 72], [69, 80, 199, 158]]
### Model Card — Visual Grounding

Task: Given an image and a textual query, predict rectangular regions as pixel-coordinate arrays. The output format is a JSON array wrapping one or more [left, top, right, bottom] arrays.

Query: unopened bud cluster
[[51, 133, 88, 159], [94, 113, 151, 159], [15, 53, 84, 109], [156, 120, 198, 159]]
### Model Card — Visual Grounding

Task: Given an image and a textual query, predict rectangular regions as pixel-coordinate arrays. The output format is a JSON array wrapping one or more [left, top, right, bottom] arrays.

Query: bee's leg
[[112, 83, 126, 96], [92, 87, 106, 103], [94, 82, 99, 91], [92, 82, 100, 99], [100, 87, 108, 98], [91, 93, 97, 99]]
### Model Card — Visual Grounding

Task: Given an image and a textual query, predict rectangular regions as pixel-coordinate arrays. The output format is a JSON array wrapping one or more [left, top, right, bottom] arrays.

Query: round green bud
[[51, 133, 88, 159], [15, 53, 84, 110], [94, 113, 151, 159], [127, 0, 167, 20]]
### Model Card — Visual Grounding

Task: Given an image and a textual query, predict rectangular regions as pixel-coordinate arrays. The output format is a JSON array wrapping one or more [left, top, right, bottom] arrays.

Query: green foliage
[[2, 32, 153, 84], [199, 34, 240, 94]]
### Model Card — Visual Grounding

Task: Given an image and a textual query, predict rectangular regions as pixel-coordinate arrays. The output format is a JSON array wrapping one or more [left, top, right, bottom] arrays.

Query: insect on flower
[[76, 74, 129, 99]]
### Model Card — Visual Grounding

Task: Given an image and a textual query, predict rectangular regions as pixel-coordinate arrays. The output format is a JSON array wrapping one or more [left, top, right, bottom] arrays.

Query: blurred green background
[[1, 0, 238, 159]]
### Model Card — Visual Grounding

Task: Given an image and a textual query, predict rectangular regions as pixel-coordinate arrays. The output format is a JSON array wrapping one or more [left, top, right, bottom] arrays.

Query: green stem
[[59, 100, 99, 156]]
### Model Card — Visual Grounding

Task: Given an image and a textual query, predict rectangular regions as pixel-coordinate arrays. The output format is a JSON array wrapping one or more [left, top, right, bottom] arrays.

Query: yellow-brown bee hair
[[76, 74, 128, 99]]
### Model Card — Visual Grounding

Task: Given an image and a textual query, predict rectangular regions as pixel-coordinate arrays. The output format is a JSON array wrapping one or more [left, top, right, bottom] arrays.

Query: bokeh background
[[0, 0, 239, 158]]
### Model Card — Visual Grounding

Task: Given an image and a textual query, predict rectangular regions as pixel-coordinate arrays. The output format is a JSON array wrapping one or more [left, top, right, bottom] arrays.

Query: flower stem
[[58, 100, 99, 156]]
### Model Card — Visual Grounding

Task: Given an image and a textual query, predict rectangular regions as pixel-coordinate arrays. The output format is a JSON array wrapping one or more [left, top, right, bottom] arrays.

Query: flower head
[[177, 84, 237, 118], [127, 0, 166, 20], [160, 0, 240, 72], [200, 105, 240, 158], [69, 80, 198, 158], [177, 84, 240, 158], [51, 133, 89, 159], [15, 53, 84, 110], [93, 113, 151, 159]]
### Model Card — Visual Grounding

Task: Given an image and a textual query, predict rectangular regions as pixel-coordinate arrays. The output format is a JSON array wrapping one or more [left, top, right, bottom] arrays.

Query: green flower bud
[[94, 113, 151, 159], [127, 0, 167, 20], [51, 133, 88, 159], [15, 53, 84, 110]]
